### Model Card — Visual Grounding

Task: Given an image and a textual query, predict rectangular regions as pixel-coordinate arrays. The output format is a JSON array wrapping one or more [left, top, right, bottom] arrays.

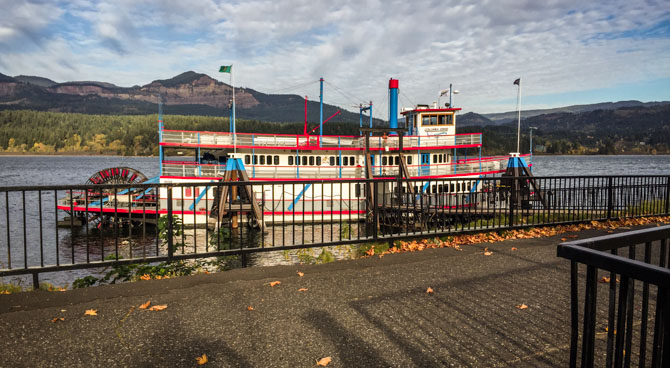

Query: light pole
[[529, 126, 537, 172]]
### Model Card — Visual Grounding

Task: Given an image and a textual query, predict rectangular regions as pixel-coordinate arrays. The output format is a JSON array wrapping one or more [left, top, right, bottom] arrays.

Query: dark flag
[[513, 78, 520, 85]]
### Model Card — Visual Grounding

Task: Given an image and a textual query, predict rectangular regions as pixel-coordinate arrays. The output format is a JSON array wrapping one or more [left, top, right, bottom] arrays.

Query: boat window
[[433, 154, 437, 163], [253, 155, 257, 165], [430, 116, 437, 125], [394, 156, 398, 165], [309, 156, 314, 166], [260, 155, 265, 165], [302, 156, 307, 166], [382, 156, 387, 166], [457, 183, 461, 192], [438, 184, 443, 193], [185, 188, 192, 197], [274, 156, 279, 165], [336, 157, 340, 166], [468, 182, 472, 191], [288, 156, 294, 165], [422, 116, 430, 126], [432, 185, 437, 193], [350, 156, 355, 165], [355, 183, 361, 198], [245, 155, 250, 165], [316, 157, 321, 165], [450, 183, 455, 192], [329, 157, 335, 166], [266, 155, 272, 165], [407, 156, 412, 164]]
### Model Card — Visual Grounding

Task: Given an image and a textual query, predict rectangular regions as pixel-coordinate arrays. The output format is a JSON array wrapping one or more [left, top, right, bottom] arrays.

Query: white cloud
[[0, 0, 669, 114]]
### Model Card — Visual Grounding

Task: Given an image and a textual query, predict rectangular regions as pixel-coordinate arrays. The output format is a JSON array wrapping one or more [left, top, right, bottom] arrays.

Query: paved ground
[[0, 225, 650, 367]]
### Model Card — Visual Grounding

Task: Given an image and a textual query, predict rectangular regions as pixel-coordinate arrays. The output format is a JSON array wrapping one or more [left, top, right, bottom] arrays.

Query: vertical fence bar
[[614, 275, 630, 368], [22, 191, 27, 269], [570, 260, 579, 368], [606, 249, 618, 368], [582, 264, 597, 368], [167, 187, 173, 261], [5, 191, 10, 269], [54, 189, 59, 266], [639, 242, 652, 366], [39, 191, 44, 267]]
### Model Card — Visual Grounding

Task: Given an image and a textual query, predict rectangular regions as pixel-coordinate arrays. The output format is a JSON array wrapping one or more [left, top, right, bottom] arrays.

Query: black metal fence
[[557, 225, 670, 367], [1, 175, 668, 288]]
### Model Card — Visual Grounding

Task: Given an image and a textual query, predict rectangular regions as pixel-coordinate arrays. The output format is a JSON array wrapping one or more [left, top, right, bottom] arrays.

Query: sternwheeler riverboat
[[58, 78, 531, 227]]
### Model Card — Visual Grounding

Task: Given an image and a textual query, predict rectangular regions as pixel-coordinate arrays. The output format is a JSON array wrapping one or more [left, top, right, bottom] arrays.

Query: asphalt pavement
[[0, 226, 648, 367]]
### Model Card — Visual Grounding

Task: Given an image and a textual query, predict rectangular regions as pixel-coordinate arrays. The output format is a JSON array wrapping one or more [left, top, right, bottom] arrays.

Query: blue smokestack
[[389, 78, 399, 130]]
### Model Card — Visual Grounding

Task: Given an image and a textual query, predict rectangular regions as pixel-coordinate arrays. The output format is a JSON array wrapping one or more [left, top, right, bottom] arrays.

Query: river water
[[1, 154, 669, 288]]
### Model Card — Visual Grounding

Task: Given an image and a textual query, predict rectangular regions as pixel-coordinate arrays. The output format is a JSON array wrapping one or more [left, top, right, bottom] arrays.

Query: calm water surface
[[1, 154, 668, 288]]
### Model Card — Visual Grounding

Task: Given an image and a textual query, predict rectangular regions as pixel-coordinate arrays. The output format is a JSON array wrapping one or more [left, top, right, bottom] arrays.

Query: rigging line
[[265, 80, 318, 95], [399, 90, 416, 109], [323, 81, 368, 106]]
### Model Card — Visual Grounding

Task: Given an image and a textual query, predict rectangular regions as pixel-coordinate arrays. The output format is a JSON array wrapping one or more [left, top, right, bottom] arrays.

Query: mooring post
[[167, 187, 174, 261], [607, 177, 614, 220], [32, 272, 39, 291]]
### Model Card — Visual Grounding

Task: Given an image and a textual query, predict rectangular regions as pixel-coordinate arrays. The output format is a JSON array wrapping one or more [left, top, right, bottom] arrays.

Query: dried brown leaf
[[270, 281, 281, 287], [149, 305, 168, 311], [515, 304, 528, 310], [298, 288, 308, 292], [297, 271, 304, 277], [599, 276, 611, 283], [247, 306, 254, 311], [51, 317, 64, 322], [196, 354, 208, 365], [316, 356, 332, 366], [84, 309, 97, 316], [139, 300, 151, 309], [511, 247, 518, 251], [426, 287, 434, 294], [140, 274, 151, 281]]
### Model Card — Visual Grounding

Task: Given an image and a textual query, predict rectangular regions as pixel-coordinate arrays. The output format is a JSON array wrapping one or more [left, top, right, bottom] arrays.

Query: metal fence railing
[[1, 175, 668, 288], [557, 225, 670, 367]]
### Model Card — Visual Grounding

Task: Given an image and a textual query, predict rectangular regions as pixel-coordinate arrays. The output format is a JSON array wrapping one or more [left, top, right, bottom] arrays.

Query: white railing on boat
[[160, 155, 515, 180], [161, 130, 482, 150]]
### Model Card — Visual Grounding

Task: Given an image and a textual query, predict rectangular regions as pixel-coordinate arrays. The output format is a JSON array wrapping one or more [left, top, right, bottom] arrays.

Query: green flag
[[219, 65, 232, 73]]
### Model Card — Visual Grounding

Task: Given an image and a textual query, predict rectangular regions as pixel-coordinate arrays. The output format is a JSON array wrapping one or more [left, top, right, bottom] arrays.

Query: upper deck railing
[[160, 130, 482, 151]]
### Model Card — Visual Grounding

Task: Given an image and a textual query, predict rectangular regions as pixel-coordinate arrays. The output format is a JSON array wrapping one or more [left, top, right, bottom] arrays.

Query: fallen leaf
[[247, 306, 254, 311], [56, 287, 67, 292], [298, 288, 308, 292], [297, 271, 304, 277], [196, 354, 208, 365], [511, 247, 518, 251], [483, 248, 493, 256], [149, 305, 168, 311], [560, 238, 567, 241], [316, 356, 332, 366], [51, 317, 64, 322], [60, 309, 67, 312], [516, 304, 528, 310], [140, 274, 151, 281], [84, 309, 97, 316], [155, 275, 162, 280], [139, 300, 151, 309], [599, 276, 611, 283], [270, 281, 281, 287], [426, 287, 434, 294]]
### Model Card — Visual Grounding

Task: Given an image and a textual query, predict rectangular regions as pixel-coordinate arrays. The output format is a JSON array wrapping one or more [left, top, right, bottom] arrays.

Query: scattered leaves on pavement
[[149, 305, 168, 311], [139, 300, 151, 309], [269, 281, 281, 287], [516, 304, 528, 310], [140, 274, 151, 281], [316, 356, 332, 366], [196, 354, 208, 365], [84, 309, 98, 316]]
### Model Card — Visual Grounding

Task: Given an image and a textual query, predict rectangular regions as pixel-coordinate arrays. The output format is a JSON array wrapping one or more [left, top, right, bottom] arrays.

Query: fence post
[[665, 176, 670, 215], [373, 180, 378, 240], [607, 177, 613, 220], [167, 186, 174, 261], [509, 177, 516, 227]]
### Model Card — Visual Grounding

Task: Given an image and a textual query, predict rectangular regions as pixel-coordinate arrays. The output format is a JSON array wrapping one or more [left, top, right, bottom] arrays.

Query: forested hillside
[[0, 110, 360, 156]]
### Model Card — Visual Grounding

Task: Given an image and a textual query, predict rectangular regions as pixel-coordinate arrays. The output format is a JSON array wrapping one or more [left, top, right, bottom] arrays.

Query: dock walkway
[[0, 225, 654, 367]]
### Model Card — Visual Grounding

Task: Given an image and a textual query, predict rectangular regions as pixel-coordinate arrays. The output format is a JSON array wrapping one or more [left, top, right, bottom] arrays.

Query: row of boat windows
[[405, 114, 454, 126], [395, 182, 472, 194], [243, 154, 423, 167]]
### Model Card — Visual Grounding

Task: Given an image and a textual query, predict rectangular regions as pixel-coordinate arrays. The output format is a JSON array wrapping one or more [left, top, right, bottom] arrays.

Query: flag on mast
[[439, 89, 449, 97], [219, 65, 232, 73], [513, 78, 520, 85]]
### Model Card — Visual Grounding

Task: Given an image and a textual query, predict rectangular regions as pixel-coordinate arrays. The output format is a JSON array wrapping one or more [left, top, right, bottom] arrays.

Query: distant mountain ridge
[[0, 71, 368, 124]]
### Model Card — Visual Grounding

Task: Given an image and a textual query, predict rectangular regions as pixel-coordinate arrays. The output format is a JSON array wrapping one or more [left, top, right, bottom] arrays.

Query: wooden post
[[231, 171, 238, 229]]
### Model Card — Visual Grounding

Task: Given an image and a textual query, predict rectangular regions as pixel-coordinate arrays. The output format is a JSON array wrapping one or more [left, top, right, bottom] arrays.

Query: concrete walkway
[[0, 226, 644, 367]]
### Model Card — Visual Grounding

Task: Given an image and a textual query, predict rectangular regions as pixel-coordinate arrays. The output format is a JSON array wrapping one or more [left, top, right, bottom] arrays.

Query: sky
[[1, 0, 669, 118]]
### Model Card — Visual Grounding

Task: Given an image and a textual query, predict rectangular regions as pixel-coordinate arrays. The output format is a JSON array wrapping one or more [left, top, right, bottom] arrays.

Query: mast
[[515, 78, 521, 153], [319, 78, 324, 147]]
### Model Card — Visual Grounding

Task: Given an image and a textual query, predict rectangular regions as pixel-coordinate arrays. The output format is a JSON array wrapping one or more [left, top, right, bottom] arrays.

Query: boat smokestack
[[389, 78, 399, 130]]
